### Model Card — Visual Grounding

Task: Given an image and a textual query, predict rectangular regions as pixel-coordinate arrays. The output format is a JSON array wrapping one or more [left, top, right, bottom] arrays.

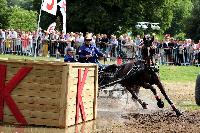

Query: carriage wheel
[[195, 74, 200, 105]]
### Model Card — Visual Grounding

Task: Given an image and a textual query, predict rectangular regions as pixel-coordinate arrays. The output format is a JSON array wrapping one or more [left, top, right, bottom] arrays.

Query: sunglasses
[[85, 39, 92, 42]]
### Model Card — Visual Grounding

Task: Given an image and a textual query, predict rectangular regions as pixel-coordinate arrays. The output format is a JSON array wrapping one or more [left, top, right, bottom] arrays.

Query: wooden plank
[[11, 95, 59, 106], [4, 107, 59, 120], [6, 63, 26, 68], [12, 82, 61, 92], [6, 63, 63, 73], [31, 64, 65, 69], [5, 97, 61, 113], [67, 121, 96, 133], [67, 89, 94, 102], [93, 65, 98, 120], [6, 75, 62, 85], [66, 65, 73, 127], [0, 59, 66, 66], [67, 90, 94, 102], [67, 101, 94, 113], [71, 69, 95, 78], [6, 102, 60, 113], [11, 88, 60, 99], [4, 115, 59, 127], [18, 76, 62, 85], [71, 76, 95, 85], [68, 63, 97, 67], [66, 100, 76, 108], [59, 66, 67, 128], [29, 70, 62, 78], [71, 76, 95, 84], [67, 109, 94, 126], [67, 94, 94, 106], [71, 67, 95, 71]]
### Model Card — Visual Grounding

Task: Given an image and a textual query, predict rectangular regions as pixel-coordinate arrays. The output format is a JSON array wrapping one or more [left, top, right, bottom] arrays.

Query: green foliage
[[0, 0, 9, 28], [180, 104, 200, 111], [185, 0, 200, 41], [55, 16, 62, 32], [30, 0, 194, 36], [166, 0, 193, 36], [8, 6, 37, 31], [7, 0, 34, 10], [174, 32, 186, 40], [65, 0, 176, 34], [0, 0, 197, 39]]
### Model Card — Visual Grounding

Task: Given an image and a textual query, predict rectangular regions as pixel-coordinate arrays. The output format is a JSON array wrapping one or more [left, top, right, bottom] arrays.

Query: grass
[[159, 65, 199, 82], [179, 103, 200, 111], [0, 54, 58, 61]]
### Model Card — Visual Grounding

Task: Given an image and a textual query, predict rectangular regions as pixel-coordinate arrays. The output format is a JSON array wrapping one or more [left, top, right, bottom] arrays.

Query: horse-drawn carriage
[[98, 35, 182, 116]]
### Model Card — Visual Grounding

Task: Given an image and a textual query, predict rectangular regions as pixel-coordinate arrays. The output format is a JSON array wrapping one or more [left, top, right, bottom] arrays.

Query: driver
[[78, 33, 105, 69], [141, 33, 155, 65]]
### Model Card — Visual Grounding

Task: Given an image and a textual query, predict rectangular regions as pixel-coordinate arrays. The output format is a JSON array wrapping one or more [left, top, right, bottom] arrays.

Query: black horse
[[98, 61, 182, 116]]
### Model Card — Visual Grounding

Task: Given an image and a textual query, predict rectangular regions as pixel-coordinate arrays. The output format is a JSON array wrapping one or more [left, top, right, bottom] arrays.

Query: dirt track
[[96, 82, 200, 133], [97, 109, 200, 133]]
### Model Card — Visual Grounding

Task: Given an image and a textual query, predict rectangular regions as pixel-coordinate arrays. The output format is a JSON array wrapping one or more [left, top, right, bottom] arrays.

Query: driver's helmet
[[66, 47, 75, 53]]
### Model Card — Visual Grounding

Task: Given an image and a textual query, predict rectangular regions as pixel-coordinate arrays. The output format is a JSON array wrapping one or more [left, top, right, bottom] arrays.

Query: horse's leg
[[155, 79, 182, 116], [127, 87, 148, 109], [141, 83, 164, 108]]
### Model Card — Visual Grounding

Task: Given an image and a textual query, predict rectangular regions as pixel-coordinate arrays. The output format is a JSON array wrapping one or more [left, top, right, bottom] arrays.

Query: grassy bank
[[0, 54, 57, 61], [159, 65, 199, 82]]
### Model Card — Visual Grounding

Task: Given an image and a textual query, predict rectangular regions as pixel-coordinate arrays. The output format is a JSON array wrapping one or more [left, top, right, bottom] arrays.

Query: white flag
[[58, 0, 66, 34], [58, 0, 66, 12], [47, 22, 56, 33], [42, 0, 57, 16]]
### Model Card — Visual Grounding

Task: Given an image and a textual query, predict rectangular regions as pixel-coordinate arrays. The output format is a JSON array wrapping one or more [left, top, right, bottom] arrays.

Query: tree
[[8, 6, 37, 31], [165, 0, 193, 36], [30, 0, 179, 35], [185, 0, 200, 41], [66, 0, 176, 34], [7, 0, 34, 10], [0, 0, 9, 28]]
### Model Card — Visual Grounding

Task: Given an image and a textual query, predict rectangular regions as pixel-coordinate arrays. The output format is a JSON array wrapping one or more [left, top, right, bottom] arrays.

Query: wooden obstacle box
[[0, 59, 98, 128]]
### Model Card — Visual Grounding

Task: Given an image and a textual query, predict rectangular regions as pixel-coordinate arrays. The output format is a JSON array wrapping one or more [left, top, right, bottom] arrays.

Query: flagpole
[[34, 0, 44, 59], [65, 0, 67, 34]]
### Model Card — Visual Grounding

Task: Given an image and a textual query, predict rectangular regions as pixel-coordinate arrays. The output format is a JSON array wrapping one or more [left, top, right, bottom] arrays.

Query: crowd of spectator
[[0, 28, 200, 65]]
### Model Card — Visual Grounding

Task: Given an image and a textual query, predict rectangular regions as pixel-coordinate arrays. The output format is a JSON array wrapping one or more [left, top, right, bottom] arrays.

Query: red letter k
[[0, 64, 32, 125]]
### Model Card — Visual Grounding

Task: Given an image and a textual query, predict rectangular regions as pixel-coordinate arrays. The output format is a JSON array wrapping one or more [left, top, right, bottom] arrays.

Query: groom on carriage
[[141, 33, 156, 66]]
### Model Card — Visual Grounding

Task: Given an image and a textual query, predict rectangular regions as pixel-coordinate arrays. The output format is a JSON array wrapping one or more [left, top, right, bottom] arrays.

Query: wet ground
[[96, 82, 200, 133], [0, 82, 200, 133]]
